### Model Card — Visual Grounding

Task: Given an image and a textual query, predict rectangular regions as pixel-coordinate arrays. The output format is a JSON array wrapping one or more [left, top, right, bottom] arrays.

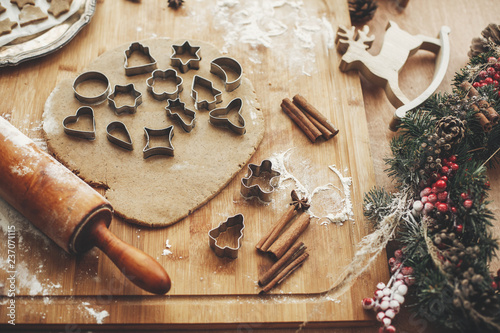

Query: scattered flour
[[268, 148, 354, 225], [81, 302, 109, 324], [161, 239, 173, 256]]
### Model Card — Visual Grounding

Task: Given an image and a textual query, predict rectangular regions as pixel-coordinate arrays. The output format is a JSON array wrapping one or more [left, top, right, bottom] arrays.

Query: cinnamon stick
[[268, 212, 310, 259], [259, 242, 306, 286], [259, 252, 309, 294], [460, 81, 480, 98], [486, 107, 499, 125], [303, 110, 334, 140], [281, 103, 318, 143], [292, 94, 339, 137], [476, 112, 492, 132], [256, 204, 297, 252], [282, 98, 322, 142]]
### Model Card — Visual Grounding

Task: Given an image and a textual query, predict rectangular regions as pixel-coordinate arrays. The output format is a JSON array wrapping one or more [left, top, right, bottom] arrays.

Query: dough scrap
[[43, 39, 265, 227], [10, 0, 35, 9], [0, 18, 17, 36], [0, 5, 6, 14], [19, 5, 48, 27], [48, 0, 73, 18]]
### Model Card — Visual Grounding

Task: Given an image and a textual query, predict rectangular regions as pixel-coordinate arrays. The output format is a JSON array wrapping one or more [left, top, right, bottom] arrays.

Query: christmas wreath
[[361, 24, 500, 332]]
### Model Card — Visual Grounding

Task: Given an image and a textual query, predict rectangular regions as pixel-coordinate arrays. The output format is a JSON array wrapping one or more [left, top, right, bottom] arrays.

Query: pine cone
[[349, 0, 377, 24], [468, 23, 500, 57], [435, 116, 465, 145], [168, 0, 184, 9]]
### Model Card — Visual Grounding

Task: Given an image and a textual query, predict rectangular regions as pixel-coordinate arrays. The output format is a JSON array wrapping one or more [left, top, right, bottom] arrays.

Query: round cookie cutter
[[73, 71, 110, 105]]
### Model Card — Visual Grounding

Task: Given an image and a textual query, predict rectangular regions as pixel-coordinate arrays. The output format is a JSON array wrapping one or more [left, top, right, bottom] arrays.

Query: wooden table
[[0, 0, 498, 332]]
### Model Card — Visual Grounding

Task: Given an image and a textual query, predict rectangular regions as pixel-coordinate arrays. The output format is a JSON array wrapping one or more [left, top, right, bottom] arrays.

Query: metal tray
[[0, 0, 96, 67]]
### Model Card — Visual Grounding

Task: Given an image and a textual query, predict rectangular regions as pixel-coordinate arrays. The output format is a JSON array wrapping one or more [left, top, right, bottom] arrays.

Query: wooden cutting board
[[0, 0, 388, 328]]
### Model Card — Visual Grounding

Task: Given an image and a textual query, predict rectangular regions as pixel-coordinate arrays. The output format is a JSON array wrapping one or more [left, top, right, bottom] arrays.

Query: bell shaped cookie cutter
[[124, 42, 158, 76], [106, 121, 133, 150], [72, 71, 110, 105], [170, 40, 201, 73], [143, 126, 174, 158], [191, 75, 222, 110], [63, 106, 96, 140], [210, 57, 242, 92], [107, 83, 143, 115], [209, 97, 246, 135], [241, 160, 281, 202], [208, 214, 245, 259], [146, 69, 183, 101], [165, 98, 196, 133]]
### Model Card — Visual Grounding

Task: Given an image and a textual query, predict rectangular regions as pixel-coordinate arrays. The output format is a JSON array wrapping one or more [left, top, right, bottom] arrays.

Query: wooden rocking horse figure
[[335, 21, 451, 130]]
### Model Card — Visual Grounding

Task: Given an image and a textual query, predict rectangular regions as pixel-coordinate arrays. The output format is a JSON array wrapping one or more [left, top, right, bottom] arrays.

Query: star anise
[[290, 190, 310, 211], [168, 0, 184, 9]]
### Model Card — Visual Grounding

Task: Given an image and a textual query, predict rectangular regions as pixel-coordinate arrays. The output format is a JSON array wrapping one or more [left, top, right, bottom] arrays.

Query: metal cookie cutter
[[208, 214, 245, 259], [106, 121, 133, 150], [124, 42, 158, 76], [165, 98, 196, 133], [63, 106, 96, 140], [191, 75, 222, 111], [209, 98, 246, 135], [107, 83, 143, 115], [143, 126, 174, 159], [72, 71, 110, 105], [170, 40, 201, 73], [146, 69, 183, 101], [241, 160, 281, 202], [210, 57, 242, 92]]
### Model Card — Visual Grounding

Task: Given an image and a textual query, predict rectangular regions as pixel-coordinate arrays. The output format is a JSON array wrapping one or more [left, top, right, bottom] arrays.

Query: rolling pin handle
[[90, 219, 171, 295]]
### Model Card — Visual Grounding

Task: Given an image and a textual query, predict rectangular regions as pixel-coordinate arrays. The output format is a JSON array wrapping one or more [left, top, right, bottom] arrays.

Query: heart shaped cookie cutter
[[208, 214, 245, 259], [63, 106, 96, 140]]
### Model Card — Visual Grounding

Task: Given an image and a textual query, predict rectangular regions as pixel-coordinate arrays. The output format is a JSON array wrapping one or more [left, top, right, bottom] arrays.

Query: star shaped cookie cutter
[[209, 97, 246, 135], [62, 106, 96, 140], [165, 98, 196, 133], [124, 42, 158, 76], [107, 83, 143, 115], [241, 160, 281, 202], [170, 40, 201, 73], [208, 214, 245, 259], [191, 75, 222, 110], [146, 69, 183, 101], [210, 57, 242, 92], [143, 126, 174, 159]]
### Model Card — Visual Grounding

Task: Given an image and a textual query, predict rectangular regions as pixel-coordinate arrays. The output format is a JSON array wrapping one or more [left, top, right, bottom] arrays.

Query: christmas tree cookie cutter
[[165, 98, 196, 133], [335, 21, 450, 131], [107, 83, 143, 115], [191, 75, 222, 110], [124, 42, 158, 76], [210, 57, 242, 92], [146, 69, 183, 101], [241, 159, 281, 202], [208, 214, 245, 259], [143, 126, 174, 159], [209, 97, 246, 135], [170, 40, 201, 73], [63, 106, 96, 140]]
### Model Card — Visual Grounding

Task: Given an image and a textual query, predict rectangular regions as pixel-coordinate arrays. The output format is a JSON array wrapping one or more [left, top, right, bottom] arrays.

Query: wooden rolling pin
[[0, 116, 170, 295]]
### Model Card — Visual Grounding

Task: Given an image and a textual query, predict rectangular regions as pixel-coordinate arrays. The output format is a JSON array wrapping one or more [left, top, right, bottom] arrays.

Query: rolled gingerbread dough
[[43, 38, 265, 227]]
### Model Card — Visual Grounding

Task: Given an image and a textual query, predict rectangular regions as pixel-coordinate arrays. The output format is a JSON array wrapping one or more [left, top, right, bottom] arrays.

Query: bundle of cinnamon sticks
[[460, 81, 500, 132], [281, 94, 339, 143], [256, 190, 311, 293]]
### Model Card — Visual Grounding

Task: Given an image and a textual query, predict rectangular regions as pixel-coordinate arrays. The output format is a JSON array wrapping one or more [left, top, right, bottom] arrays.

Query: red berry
[[437, 203, 448, 213], [437, 191, 448, 202], [487, 67, 496, 75], [485, 77, 494, 84], [494, 73, 500, 80], [494, 80, 499, 87], [488, 56, 498, 64], [464, 199, 473, 209], [394, 249, 403, 259], [435, 180, 447, 189], [362, 297, 375, 309], [388, 257, 396, 267], [431, 186, 438, 193], [424, 202, 434, 212], [442, 158, 449, 164], [481, 83, 488, 87], [460, 192, 468, 200], [441, 166, 449, 174], [401, 266, 414, 276], [451, 206, 457, 214], [473, 82, 481, 88], [428, 193, 438, 203], [440, 175, 448, 182], [456, 224, 463, 233], [492, 281, 498, 290], [421, 196, 429, 204], [485, 181, 490, 188], [479, 70, 488, 79], [450, 163, 459, 171], [385, 326, 397, 333], [420, 187, 432, 197]]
